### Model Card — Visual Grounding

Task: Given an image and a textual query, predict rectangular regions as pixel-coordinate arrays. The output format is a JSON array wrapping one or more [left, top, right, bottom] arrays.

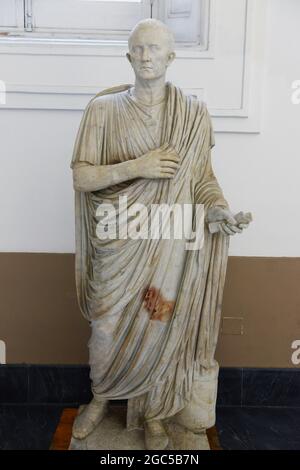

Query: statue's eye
[[150, 45, 160, 51]]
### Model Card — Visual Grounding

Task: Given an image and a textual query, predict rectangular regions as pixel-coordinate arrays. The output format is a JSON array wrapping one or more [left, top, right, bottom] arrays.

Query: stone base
[[69, 405, 210, 450]]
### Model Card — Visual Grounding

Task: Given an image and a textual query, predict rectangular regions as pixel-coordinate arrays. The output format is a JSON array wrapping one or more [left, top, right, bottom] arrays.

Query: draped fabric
[[71, 82, 230, 429]]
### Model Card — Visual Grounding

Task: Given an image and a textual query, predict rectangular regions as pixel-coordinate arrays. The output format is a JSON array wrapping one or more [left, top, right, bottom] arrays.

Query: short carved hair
[[128, 19, 175, 53]]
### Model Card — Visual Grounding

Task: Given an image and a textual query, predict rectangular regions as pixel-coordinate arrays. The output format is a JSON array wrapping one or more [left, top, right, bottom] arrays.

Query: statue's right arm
[[72, 145, 181, 192], [72, 160, 141, 192]]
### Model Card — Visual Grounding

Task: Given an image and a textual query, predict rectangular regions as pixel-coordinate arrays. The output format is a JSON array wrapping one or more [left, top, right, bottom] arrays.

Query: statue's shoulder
[[85, 85, 131, 113], [185, 92, 207, 114], [87, 93, 114, 110], [170, 83, 207, 114], [95, 85, 131, 102]]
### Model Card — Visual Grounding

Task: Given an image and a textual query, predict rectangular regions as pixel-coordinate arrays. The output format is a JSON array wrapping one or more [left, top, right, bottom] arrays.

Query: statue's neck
[[132, 76, 167, 106]]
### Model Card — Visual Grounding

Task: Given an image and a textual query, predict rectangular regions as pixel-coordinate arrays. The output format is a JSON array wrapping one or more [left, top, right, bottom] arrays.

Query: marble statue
[[70, 19, 251, 450]]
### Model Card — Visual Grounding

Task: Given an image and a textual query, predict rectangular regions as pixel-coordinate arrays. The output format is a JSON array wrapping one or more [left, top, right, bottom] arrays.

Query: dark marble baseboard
[[1, 365, 300, 407], [0, 404, 64, 450], [216, 406, 300, 450]]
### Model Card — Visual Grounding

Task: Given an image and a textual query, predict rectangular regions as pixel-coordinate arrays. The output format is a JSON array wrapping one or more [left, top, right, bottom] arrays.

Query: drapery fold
[[71, 82, 229, 427]]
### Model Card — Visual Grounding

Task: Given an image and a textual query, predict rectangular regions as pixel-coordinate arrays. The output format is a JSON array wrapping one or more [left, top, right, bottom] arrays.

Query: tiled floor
[[0, 404, 299, 450]]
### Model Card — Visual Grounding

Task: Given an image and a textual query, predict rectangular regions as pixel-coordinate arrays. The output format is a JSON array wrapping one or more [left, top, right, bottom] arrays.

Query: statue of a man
[[70, 19, 250, 450]]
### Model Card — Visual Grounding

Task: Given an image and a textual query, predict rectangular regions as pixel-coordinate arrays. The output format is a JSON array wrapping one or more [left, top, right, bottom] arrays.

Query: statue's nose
[[141, 48, 150, 61]]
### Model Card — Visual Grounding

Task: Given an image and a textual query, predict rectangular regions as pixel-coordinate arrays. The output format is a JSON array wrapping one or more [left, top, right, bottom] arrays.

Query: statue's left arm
[[194, 105, 251, 236]]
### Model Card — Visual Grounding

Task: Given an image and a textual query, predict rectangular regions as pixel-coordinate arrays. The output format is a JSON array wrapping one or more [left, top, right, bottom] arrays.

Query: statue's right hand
[[136, 144, 181, 179]]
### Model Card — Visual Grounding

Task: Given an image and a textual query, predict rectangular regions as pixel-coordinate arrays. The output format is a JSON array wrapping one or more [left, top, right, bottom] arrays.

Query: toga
[[71, 82, 229, 429]]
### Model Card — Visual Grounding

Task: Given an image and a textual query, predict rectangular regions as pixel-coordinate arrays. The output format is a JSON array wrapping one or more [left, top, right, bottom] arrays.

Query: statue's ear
[[126, 53, 132, 64], [167, 52, 176, 66]]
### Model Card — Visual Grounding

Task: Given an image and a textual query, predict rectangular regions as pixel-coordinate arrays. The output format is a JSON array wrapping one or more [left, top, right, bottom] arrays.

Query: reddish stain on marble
[[143, 286, 175, 323]]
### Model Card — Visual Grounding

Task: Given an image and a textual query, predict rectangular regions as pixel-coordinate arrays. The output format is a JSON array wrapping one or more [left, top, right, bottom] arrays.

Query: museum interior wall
[[0, 0, 299, 367]]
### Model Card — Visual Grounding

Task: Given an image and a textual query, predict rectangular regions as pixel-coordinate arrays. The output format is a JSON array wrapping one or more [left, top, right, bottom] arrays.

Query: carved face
[[127, 26, 175, 81]]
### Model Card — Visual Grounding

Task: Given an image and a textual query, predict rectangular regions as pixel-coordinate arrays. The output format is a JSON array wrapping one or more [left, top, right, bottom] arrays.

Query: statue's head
[[127, 19, 176, 81]]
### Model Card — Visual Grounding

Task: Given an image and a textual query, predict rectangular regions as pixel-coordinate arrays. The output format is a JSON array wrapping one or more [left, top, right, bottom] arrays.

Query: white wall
[[0, 0, 299, 256], [213, 0, 300, 256]]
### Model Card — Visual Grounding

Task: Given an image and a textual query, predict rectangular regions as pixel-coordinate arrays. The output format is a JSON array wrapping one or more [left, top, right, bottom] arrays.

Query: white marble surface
[[70, 18, 251, 442]]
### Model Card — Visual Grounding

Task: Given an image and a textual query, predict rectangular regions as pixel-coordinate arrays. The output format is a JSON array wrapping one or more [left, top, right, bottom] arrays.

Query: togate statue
[[70, 19, 251, 450]]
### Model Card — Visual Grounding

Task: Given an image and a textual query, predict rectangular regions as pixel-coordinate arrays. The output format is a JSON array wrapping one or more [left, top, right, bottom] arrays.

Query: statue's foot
[[72, 398, 108, 440], [144, 419, 169, 450]]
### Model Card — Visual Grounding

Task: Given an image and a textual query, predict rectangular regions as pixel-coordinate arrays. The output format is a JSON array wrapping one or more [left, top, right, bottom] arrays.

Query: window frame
[[0, 0, 213, 57], [0, 0, 153, 40]]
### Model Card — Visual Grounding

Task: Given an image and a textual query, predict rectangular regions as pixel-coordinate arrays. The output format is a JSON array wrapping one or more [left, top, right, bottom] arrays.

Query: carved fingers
[[137, 144, 181, 179], [207, 208, 253, 236], [158, 145, 181, 178], [219, 222, 242, 236]]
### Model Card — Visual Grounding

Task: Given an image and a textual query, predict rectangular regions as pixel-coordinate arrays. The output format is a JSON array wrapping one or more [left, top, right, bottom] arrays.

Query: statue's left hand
[[206, 207, 252, 236]]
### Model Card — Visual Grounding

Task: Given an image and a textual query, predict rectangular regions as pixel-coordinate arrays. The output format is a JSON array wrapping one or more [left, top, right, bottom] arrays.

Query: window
[[157, 0, 207, 46], [0, 0, 208, 47]]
